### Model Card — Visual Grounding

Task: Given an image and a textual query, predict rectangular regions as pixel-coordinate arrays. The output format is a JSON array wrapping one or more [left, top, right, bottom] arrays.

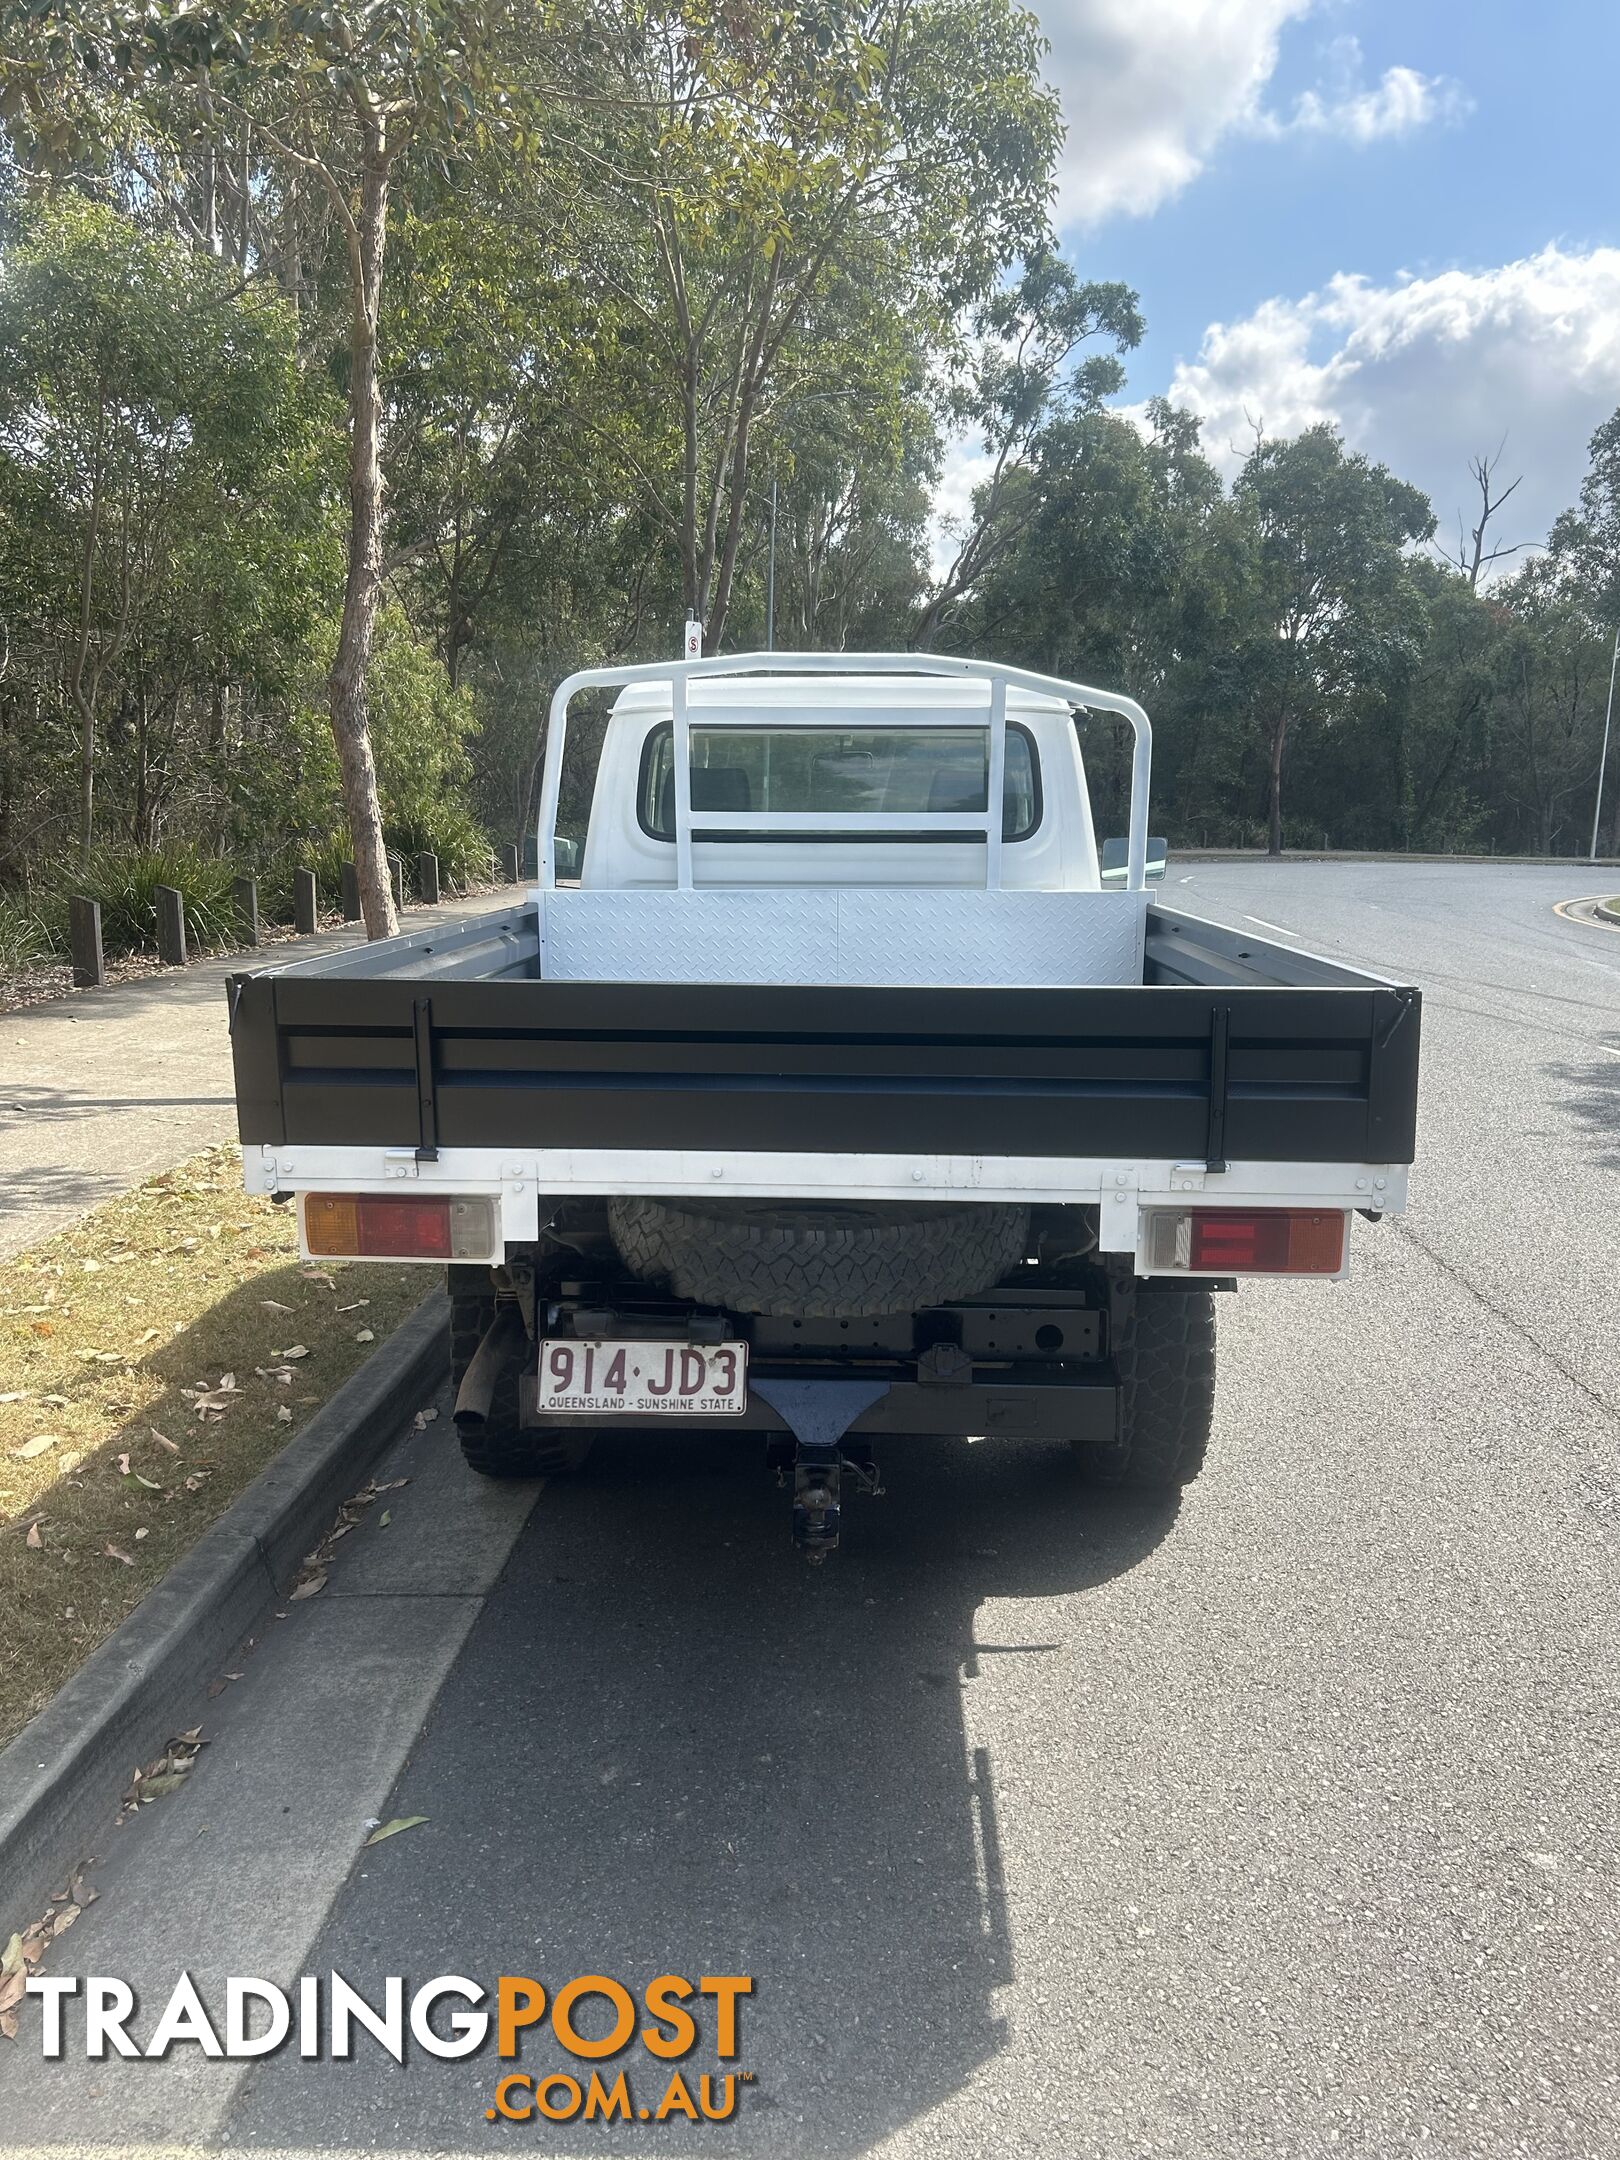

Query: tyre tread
[[1074, 1288, 1216, 1490], [607, 1197, 1030, 1318]]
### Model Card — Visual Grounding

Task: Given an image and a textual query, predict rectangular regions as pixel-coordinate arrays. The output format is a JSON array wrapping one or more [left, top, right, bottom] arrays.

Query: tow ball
[[752, 1378, 889, 1563]]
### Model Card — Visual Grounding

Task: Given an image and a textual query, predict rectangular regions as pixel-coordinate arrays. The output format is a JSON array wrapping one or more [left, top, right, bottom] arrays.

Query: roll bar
[[536, 650, 1153, 892]]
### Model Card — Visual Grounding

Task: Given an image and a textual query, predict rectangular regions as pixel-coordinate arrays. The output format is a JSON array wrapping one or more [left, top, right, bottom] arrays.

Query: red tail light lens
[[303, 1193, 495, 1261], [1149, 1207, 1347, 1276]]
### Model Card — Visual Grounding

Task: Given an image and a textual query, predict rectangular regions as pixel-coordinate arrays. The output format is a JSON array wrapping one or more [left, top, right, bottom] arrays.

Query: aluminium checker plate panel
[[539, 885, 1150, 990]]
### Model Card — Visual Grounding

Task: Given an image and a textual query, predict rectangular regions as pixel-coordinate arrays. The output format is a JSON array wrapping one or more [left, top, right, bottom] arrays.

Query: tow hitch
[[752, 1378, 889, 1563]]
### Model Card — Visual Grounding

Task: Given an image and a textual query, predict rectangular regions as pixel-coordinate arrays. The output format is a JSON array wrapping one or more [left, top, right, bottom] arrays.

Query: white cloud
[[1034, 7, 1468, 228], [1253, 36, 1472, 145], [1039, 0, 1308, 226], [1156, 247, 1620, 559], [929, 435, 994, 577]]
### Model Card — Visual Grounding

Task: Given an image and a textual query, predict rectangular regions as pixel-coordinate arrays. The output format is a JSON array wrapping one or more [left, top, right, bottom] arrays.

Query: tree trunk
[[327, 145, 398, 940], [680, 345, 700, 620], [70, 395, 108, 862], [1267, 711, 1289, 857], [134, 686, 149, 845]]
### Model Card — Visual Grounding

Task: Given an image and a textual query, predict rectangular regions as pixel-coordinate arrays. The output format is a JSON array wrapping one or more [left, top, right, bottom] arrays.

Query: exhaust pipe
[[453, 1304, 526, 1431]]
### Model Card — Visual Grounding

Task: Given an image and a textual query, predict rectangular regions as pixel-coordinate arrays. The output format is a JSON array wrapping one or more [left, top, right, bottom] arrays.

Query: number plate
[[536, 1339, 749, 1416]]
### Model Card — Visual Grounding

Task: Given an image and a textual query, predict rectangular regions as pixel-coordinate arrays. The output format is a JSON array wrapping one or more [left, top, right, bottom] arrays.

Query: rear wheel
[[1072, 1288, 1216, 1491], [449, 1272, 593, 1480]]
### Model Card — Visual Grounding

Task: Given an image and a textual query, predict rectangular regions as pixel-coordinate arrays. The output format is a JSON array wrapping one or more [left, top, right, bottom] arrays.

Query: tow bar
[[751, 1378, 890, 1562]]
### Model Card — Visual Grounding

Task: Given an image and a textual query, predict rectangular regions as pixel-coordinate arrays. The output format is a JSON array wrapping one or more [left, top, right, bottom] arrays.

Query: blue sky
[[948, 0, 1620, 565]]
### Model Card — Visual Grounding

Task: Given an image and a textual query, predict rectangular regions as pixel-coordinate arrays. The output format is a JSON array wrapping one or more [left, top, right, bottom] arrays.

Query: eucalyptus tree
[[1231, 425, 1434, 855], [555, 0, 1061, 653], [1, 0, 551, 933], [911, 247, 1142, 650], [0, 196, 335, 862]]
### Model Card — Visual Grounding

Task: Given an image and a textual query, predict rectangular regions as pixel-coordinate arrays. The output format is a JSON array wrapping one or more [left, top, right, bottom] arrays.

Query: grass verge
[[0, 1145, 434, 1747]]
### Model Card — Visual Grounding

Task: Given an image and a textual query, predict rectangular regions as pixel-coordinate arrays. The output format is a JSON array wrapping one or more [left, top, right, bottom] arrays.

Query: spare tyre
[[607, 1196, 1030, 1318]]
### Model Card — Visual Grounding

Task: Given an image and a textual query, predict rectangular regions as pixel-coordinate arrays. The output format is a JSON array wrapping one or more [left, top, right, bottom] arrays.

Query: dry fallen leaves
[[11, 1434, 63, 1460], [1, 1871, 99, 2036], [102, 1543, 135, 1567], [364, 1815, 427, 1847], [121, 1730, 206, 1817], [285, 1476, 410, 1600], [413, 1406, 440, 1430], [184, 1371, 242, 1419], [25, 1522, 42, 1550]]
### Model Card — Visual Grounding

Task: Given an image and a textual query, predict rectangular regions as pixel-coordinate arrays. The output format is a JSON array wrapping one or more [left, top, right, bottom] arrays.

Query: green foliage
[[0, 892, 58, 974], [0, 194, 339, 864], [231, 604, 493, 897], [48, 844, 240, 956]]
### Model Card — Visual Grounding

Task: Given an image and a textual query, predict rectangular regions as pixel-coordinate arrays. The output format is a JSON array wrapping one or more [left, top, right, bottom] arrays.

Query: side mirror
[[1099, 836, 1168, 883], [553, 836, 582, 880]]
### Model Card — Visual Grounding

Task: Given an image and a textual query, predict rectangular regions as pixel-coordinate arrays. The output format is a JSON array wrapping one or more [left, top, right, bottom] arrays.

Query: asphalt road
[[2, 862, 1617, 2160]]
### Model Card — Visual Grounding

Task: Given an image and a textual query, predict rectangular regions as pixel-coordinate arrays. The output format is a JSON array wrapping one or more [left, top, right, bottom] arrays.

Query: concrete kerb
[[0, 1291, 449, 1933]]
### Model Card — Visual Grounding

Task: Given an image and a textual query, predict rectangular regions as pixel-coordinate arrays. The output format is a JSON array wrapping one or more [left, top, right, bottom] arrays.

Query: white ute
[[230, 655, 1422, 1558]]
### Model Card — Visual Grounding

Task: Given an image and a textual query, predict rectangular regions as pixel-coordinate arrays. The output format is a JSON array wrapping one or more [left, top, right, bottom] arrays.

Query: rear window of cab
[[637, 721, 1041, 842]]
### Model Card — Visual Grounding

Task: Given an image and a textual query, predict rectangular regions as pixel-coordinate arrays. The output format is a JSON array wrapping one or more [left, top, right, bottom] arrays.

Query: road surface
[[1, 862, 1616, 2160]]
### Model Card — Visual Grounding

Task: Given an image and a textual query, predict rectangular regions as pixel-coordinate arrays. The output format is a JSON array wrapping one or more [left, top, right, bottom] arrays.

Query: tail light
[[302, 1193, 496, 1262], [1146, 1207, 1347, 1277]]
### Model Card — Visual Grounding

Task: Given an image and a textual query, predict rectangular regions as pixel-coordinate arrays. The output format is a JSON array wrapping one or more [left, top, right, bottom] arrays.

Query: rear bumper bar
[[242, 1140, 1407, 1268], [516, 1369, 1119, 1443]]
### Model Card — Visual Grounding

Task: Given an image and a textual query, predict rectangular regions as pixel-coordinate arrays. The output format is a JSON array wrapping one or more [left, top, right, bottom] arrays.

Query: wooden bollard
[[69, 895, 105, 988], [233, 874, 259, 947], [293, 868, 318, 934], [155, 884, 187, 966], [416, 851, 441, 904], [501, 842, 520, 883], [340, 861, 362, 921]]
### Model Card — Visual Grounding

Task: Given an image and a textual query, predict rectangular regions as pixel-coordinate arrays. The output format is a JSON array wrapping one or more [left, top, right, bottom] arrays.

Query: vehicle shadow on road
[[228, 1427, 1178, 2156], [1544, 1040, 1620, 1169]]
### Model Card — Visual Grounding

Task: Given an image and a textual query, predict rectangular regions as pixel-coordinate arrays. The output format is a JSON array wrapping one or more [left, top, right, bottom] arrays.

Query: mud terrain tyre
[[1072, 1288, 1216, 1490], [449, 1271, 592, 1480], [607, 1198, 1031, 1318]]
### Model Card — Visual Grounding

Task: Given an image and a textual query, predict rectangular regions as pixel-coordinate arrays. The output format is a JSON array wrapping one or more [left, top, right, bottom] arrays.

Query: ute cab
[[577, 675, 1106, 892]]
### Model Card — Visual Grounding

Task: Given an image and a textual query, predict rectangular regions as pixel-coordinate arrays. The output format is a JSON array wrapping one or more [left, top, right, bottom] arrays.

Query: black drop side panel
[[229, 974, 1422, 1167]]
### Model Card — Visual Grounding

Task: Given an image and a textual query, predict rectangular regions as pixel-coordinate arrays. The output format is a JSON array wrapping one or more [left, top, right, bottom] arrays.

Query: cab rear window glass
[[638, 722, 1040, 840]]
